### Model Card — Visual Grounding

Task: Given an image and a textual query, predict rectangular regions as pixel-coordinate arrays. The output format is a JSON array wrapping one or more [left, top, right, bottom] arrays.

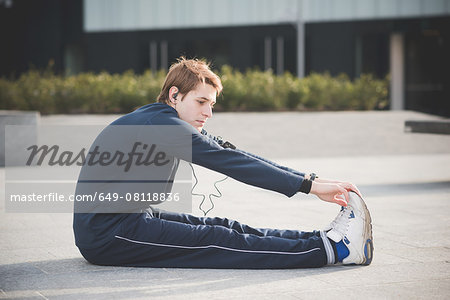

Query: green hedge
[[0, 66, 388, 114]]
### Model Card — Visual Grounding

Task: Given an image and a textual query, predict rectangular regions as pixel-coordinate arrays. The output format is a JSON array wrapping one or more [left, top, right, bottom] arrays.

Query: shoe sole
[[355, 193, 373, 265]]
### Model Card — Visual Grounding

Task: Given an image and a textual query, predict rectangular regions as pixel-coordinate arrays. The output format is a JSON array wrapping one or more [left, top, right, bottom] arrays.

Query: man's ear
[[169, 86, 179, 103]]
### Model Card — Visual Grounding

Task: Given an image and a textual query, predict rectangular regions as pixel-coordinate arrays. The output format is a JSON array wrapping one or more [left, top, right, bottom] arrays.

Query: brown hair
[[157, 57, 223, 104]]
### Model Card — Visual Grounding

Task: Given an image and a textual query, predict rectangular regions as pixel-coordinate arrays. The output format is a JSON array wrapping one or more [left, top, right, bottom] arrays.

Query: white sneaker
[[326, 192, 373, 265]]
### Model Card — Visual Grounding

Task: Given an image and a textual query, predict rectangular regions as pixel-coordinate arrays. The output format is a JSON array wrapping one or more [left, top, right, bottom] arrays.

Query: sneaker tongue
[[323, 224, 332, 232], [326, 230, 342, 243]]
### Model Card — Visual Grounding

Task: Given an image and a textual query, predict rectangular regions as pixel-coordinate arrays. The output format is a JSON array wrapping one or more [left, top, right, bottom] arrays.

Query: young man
[[73, 57, 373, 268]]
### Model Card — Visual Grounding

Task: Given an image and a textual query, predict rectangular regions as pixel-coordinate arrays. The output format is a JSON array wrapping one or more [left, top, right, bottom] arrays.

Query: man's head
[[157, 57, 223, 132]]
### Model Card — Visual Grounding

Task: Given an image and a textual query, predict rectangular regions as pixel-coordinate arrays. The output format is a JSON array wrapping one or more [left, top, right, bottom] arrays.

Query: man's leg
[[81, 211, 334, 269], [154, 208, 321, 240]]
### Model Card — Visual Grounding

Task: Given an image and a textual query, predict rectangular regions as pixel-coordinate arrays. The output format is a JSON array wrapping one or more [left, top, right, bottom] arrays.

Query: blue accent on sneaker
[[349, 211, 355, 219], [343, 236, 350, 245], [364, 239, 374, 265], [335, 240, 350, 262]]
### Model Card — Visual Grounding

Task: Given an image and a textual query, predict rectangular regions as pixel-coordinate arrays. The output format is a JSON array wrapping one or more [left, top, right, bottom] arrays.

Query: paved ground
[[1, 110, 450, 299]]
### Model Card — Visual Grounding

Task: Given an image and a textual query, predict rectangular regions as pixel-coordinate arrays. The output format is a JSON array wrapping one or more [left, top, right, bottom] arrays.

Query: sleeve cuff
[[299, 178, 312, 194]]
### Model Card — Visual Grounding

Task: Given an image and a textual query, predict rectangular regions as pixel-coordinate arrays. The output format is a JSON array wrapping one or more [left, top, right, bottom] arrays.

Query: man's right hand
[[310, 181, 355, 206]]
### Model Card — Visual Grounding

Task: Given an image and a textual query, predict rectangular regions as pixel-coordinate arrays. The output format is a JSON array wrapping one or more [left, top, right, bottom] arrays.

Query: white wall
[[84, 0, 450, 32]]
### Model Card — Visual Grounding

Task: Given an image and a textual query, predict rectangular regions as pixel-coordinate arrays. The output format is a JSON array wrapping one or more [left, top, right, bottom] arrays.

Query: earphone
[[173, 91, 178, 100], [189, 163, 228, 216], [189, 133, 236, 216]]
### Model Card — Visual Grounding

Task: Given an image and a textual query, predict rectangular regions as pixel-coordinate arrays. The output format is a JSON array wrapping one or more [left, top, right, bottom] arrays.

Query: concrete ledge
[[0, 110, 40, 167], [405, 119, 450, 135]]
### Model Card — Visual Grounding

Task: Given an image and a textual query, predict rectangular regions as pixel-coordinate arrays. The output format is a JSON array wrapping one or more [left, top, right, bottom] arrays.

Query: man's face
[[175, 83, 217, 132]]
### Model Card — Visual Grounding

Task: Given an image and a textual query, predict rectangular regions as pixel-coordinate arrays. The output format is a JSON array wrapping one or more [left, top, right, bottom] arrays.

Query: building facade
[[1, 0, 449, 116]]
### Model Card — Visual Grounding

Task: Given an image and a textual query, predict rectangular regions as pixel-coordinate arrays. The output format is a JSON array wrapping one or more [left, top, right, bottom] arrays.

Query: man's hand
[[309, 178, 362, 206]]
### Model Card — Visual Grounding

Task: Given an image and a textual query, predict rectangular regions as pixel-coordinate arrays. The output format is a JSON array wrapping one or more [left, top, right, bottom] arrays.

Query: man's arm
[[199, 129, 363, 206], [200, 130, 305, 177], [151, 113, 361, 205], [191, 133, 304, 197]]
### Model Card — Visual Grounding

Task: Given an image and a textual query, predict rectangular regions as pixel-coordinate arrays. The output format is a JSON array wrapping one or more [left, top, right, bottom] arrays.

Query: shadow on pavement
[[0, 257, 357, 298]]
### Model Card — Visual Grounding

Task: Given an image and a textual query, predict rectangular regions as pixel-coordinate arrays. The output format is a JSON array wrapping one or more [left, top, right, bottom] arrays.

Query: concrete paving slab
[[1, 110, 449, 299]]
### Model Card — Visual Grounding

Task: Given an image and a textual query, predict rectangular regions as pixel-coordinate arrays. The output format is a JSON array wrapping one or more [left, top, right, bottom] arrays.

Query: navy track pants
[[79, 210, 334, 269]]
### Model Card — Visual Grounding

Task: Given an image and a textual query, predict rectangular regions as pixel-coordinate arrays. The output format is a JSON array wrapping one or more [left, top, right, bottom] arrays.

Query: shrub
[[0, 66, 389, 114]]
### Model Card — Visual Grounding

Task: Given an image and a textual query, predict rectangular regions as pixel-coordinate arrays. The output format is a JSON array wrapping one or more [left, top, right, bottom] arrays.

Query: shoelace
[[328, 206, 344, 229], [329, 206, 353, 238]]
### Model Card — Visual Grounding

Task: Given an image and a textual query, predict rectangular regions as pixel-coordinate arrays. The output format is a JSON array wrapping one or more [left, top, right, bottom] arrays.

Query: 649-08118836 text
[[8, 192, 180, 202]]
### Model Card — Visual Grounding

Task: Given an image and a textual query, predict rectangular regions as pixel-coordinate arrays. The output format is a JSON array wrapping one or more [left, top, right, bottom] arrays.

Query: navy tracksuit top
[[73, 103, 306, 249]]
